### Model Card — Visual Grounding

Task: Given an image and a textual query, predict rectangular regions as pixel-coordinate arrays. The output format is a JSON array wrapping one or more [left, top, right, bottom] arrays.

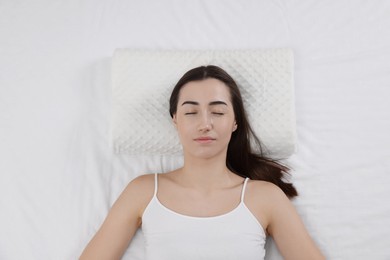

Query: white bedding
[[112, 49, 296, 158], [0, 1, 389, 259]]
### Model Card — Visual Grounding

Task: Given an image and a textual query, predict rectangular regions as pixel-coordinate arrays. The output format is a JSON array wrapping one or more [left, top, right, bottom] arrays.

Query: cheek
[[175, 119, 195, 139], [218, 117, 235, 128], [215, 121, 236, 138]]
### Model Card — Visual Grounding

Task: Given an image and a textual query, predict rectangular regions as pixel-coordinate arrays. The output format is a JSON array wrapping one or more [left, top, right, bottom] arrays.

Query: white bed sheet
[[0, 1, 389, 259]]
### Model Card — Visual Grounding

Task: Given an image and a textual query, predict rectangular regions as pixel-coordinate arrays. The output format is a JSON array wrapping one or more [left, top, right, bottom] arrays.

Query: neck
[[178, 152, 236, 190]]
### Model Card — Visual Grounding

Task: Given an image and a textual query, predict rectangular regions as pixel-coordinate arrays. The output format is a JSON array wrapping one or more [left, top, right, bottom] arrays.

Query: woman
[[80, 65, 324, 259]]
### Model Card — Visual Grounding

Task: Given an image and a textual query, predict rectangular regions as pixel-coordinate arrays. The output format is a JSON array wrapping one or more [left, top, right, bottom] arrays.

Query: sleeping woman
[[80, 65, 325, 260]]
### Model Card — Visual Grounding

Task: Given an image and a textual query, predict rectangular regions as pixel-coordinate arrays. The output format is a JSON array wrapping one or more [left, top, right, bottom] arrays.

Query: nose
[[198, 113, 212, 132]]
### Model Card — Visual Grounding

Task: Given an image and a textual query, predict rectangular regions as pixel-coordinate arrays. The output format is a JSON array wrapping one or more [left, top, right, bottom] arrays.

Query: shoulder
[[128, 173, 155, 187], [244, 179, 293, 230], [116, 174, 156, 214], [123, 173, 155, 197], [247, 179, 287, 200], [245, 179, 291, 210]]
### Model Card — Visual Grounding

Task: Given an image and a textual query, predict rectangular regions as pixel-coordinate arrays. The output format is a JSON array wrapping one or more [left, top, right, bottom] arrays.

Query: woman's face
[[173, 78, 237, 159]]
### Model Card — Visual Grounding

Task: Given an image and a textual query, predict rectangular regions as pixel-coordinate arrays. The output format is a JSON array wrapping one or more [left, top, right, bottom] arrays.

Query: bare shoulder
[[128, 173, 155, 188], [115, 174, 156, 214], [245, 180, 291, 211], [247, 179, 288, 201], [123, 173, 155, 199], [245, 180, 325, 259], [79, 174, 156, 259], [244, 180, 292, 231]]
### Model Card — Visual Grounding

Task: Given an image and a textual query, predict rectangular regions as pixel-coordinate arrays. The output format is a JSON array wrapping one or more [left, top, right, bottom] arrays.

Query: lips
[[194, 136, 216, 143]]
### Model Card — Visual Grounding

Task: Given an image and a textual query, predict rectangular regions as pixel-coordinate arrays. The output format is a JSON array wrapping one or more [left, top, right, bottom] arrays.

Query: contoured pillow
[[111, 49, 296, 158]]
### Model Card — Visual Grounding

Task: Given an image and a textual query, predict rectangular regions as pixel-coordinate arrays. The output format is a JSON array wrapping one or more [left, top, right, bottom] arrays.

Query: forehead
[[178, 78, 231, 103]]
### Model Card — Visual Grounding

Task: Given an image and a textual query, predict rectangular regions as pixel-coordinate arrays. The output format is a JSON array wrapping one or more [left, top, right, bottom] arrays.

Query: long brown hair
[[169, 65, 297, 198]]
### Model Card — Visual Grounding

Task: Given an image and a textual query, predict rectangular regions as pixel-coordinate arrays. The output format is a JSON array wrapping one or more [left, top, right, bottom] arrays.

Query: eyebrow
[[181, 101, 228, 106]]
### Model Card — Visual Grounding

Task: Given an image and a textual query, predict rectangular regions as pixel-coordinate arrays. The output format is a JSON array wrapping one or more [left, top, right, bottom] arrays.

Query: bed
[[0, 1, 389, 259]]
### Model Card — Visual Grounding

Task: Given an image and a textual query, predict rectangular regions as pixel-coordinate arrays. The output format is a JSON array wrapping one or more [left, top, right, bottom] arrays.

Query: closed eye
[[212, 112, 224, 116], [185, 112, 197, 115]]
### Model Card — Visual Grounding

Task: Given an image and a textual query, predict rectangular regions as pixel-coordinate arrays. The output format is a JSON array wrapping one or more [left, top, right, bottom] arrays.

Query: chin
[[186, 147, 227, 160]]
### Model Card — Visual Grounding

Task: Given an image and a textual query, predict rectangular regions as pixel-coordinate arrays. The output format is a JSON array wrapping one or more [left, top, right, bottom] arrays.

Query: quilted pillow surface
[[111, 49, 296, 158]]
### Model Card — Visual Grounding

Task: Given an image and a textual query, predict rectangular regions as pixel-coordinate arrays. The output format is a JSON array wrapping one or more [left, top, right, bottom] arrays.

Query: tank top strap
[[153, 173, 158, 197], [240, 177, 250, 202]]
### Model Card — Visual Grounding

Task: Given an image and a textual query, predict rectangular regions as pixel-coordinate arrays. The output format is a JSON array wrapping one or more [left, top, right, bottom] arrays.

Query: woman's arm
[[79, 174, 154, 260], [247, 181, 325, 260], [266, 184, 325, 260]]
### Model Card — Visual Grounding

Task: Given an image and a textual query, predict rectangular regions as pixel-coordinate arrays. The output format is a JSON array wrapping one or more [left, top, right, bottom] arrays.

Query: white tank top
[[141, 174, 266, 260]]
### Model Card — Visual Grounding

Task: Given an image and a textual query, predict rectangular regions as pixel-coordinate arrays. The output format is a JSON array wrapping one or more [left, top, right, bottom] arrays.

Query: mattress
[[0, 1, 389, 259]]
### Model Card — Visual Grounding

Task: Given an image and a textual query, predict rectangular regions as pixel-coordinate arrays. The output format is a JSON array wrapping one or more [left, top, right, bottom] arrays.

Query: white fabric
[[112, 49, 296, 158], [1, 1, 390, 260], [142, 175, 266, 260]]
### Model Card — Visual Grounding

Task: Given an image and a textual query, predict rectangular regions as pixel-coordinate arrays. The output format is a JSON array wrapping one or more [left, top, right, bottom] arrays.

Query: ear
[[232, 121, 237, 132], [172, 114, 178, 127]]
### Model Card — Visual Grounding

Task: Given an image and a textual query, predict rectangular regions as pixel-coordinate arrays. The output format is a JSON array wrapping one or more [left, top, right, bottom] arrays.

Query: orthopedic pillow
[[111, 49, 296, 158]]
